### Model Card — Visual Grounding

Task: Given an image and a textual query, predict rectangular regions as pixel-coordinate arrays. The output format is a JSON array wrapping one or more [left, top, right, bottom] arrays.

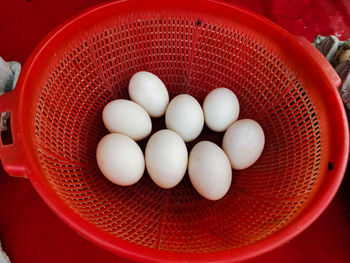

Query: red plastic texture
[[2, 0, 350, 65], [1, 172, 349, 263], [297, 36, 341, 87], [0, 0, 349, 262]]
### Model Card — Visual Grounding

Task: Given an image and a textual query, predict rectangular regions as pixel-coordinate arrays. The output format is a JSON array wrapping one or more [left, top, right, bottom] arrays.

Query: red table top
[[1, 0, 350, 262]]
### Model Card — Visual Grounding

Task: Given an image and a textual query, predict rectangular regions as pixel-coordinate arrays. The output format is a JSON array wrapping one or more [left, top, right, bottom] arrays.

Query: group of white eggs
[[96, 71, 265, 201]]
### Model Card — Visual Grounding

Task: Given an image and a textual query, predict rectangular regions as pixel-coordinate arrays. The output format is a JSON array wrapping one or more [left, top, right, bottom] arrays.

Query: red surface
[[1, 0, 350, 262]]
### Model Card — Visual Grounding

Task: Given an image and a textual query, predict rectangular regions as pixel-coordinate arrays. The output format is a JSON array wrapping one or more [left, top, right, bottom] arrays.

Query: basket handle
[[0, 87, 28, 178], [296, 36, 341, 88]]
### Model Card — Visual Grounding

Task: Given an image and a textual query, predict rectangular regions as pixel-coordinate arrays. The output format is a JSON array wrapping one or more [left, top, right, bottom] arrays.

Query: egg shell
[[188, 141, 232, 201], [128, 71, 169, 117], [165, 94, 204, 142], [102, 99, 152, 141], [203, 88, 240, 132], [222, 119, 265, 170], [96, 133, 145, 186], [145, 129, 188, 189]]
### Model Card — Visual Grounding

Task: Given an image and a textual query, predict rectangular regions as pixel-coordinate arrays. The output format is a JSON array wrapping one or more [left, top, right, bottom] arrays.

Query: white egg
[[102, 99, 152, 141], [145, 129, 188, 189], [165, 94, 204, 142], [128, 71, 169, 117], [96, 133, 145, 186], [222, 119, 265, 170], [203, 88, 240, 132], [188, 141, 232, 201]]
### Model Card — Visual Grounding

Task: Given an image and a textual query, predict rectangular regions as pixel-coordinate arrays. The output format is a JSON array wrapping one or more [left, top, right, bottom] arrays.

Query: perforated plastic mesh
[[34, 14, 321, 253]]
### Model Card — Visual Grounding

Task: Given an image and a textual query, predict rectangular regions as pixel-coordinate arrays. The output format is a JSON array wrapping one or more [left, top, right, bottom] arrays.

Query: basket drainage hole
[[328, 162, 333, 170], [1, 112, 13, 145]]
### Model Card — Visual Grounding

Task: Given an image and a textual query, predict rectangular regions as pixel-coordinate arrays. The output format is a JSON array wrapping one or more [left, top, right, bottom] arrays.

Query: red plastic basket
[[0, 0, 348, 262]]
